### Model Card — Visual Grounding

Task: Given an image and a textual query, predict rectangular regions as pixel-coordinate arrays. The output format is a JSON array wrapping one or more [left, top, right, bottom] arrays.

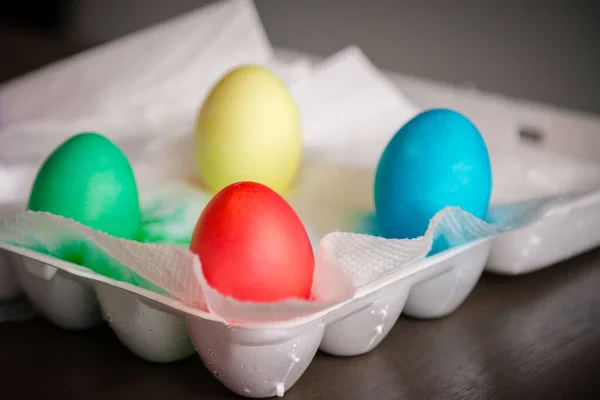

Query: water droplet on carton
[[149, 328, 154, 333], [208, 363, 213, 368], [244, 389, 251, 394], [241, 365, 246, 369], [208, 349, 213, 356], [275, 383, 285, 397], [214, 371, 221, 378]]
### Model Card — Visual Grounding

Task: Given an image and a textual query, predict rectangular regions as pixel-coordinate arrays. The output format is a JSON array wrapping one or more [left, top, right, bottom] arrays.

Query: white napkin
[[0, 0, 311, 204], [0, 192, 563, 323], [0, 211, 356, 323], [291, 46, 420, 167], [0, 0, 309, 166]]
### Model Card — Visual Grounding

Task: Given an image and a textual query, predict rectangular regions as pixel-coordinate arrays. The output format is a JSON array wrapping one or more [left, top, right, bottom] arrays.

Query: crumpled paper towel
[[0, 193, 566, 323], [0, 211, 356, 323], [318, 197, 565, 287], [291, 46, 420, 167], [0, 0, 310, 204], [0, 0, 309, 166]]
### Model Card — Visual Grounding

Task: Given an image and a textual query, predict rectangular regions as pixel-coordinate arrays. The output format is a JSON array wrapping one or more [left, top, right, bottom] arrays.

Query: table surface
[[1, 26, 600, 400]]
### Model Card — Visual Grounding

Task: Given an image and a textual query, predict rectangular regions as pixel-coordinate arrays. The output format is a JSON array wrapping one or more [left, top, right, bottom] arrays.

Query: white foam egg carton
[[487, 191, 600, 275], [1, 4, 600, 396], [1, 77, 600, 397], [2, 179, 598, 398], [0, 233, 492, 397]]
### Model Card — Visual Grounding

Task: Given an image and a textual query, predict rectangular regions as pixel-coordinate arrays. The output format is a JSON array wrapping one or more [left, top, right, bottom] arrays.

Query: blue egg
[[374, 108, 492, 246]]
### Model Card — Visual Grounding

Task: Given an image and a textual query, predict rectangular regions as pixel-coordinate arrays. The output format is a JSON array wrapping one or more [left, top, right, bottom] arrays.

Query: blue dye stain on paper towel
[[349, 195, 562, 257]]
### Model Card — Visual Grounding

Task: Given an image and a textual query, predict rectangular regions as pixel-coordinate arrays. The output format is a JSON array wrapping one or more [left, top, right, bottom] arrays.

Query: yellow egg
[[195, 65, 302, 194]]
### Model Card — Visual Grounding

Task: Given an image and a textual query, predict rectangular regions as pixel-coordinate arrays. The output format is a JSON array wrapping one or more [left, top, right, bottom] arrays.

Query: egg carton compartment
[[487, 189, 600, 274], [483, 147, 600, 274]]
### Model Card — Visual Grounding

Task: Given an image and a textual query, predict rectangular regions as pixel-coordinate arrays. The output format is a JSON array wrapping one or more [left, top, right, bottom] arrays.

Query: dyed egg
[[28, 132, 141, 240], [374, 109, 492, 245], [195, 65, 302, 195], [190, 181, 314, 302]]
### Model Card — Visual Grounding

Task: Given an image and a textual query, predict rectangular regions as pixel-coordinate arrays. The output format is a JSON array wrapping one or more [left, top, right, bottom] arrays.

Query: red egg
[[190, 181, 315, 302]]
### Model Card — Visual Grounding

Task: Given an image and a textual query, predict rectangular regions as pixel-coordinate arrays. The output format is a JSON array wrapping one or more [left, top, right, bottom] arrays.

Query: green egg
[[27, 132, 141, 240]]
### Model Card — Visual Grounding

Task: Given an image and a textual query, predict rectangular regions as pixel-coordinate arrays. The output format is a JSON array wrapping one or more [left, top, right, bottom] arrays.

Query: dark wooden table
[[1, 27, 600, 400]]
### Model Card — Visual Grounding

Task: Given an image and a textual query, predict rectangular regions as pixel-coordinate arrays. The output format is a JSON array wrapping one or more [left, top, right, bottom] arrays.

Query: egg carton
[[1, 182, 598, 398], [1, 127, 600, 400], [0, 92, 599, 400], [1, 67, 600, 400], [0, 199, 597, 398], [1, 5, 600, 399], [0, 230, 492, 396]]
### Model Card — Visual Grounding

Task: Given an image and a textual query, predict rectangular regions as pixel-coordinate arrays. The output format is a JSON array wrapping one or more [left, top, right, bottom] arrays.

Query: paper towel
[[0, 0, 268, 125], [0, 0, 312, 204], [0, 0, 310, 167], [0, 211, 356, 322], [291, 46, 420, 167], [0, 190, 566, 323]]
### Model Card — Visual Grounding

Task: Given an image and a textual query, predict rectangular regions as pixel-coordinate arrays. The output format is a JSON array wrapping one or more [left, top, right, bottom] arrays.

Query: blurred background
[[0, 0, 598, 115]]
